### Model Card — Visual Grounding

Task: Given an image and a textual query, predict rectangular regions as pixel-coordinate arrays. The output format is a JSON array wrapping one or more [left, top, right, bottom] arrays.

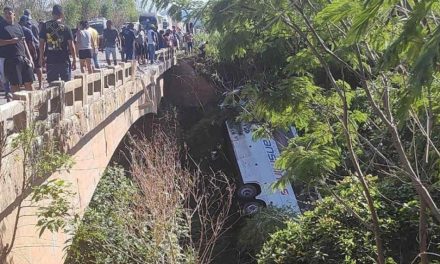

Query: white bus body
[[226, 121, 300, 214]]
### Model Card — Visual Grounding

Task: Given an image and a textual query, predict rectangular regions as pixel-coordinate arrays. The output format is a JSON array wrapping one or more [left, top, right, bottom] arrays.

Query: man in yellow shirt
[[87, 25, 100, 69]]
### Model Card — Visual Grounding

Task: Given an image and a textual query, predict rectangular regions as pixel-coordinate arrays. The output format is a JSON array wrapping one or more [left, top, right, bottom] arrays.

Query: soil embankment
[[164, 59, 218, 107]]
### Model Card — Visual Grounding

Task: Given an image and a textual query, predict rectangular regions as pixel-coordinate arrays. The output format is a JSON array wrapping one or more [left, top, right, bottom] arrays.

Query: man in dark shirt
[[119, 26, 126, 62], [122, 23, 136, 62], [19, 15, 42, 89], [23, 9, 39, 40], [39, 5, 76, 83], [0, 6, 34, 93], [103, 20, 120, 66], [0, 15, 11, 100]]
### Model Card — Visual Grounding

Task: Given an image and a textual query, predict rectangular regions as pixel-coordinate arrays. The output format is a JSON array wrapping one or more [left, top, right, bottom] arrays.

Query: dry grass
[[127, 114, 235, 264]]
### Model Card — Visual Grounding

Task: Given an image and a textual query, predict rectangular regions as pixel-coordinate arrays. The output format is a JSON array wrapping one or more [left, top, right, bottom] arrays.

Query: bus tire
[[237, 184, 259, 200], [242, 200, 266, 215]]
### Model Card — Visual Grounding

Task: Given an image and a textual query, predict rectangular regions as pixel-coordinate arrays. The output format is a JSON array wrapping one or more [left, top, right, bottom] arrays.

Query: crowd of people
[[0, 5, 76, 101], [0, 4, 196, 102], [118, 23, 194, 65]]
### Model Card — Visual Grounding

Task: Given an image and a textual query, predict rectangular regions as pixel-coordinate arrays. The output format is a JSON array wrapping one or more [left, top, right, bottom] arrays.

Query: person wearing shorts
[[19, 15, 42, 89], [0, 6, 34, 93], [76, 20, 93, 74]]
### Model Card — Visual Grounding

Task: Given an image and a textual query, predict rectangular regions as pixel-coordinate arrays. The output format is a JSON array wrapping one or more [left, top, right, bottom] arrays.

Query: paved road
[[0, 52, 140, 105]]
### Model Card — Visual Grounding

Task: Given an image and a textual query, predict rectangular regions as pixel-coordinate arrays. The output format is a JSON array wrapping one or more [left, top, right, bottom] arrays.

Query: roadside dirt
[[164, 58, 218, 107]]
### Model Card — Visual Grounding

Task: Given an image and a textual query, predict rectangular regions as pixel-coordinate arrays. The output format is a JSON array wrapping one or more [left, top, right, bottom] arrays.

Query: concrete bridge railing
[[0, 48, 173, 139], [0, 48, 176, 264]]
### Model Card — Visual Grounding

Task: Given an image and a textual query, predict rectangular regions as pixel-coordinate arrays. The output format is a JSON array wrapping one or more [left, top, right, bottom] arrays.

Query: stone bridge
[[0, 49, 177, 264]]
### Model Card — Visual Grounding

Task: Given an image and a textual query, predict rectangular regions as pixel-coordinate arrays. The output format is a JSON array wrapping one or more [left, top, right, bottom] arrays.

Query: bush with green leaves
[[65, 166, 139, 263], [257, 177, 440, 264], [237, 206, 296, 257]]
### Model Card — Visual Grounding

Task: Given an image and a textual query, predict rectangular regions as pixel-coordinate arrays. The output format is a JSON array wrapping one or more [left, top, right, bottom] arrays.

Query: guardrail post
[[130, 60, 137, 81], [118, 63, 126, 85], [107, 67, 116, 87], [48, 81, 65, 118], [93, 70, 103, 95], [74, 74, 88, 106]]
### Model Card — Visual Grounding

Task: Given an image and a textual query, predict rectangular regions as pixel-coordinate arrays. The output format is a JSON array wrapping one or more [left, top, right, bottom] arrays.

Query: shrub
[[257, 177, 440, 264]]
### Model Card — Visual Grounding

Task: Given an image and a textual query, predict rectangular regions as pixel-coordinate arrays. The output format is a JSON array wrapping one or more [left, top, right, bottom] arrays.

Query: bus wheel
[[242, 200, 266, 215], [238, 184, 258, 200]]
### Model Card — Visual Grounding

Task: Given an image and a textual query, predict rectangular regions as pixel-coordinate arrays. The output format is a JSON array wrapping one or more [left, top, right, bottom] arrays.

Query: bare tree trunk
[[419, 199, 428, 264], [341, 99, 386, 264], [280, 7, 387, 262]]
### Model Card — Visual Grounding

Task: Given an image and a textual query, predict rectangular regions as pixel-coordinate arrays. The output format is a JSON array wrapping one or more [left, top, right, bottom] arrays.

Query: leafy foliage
[[238, 206, 296, 257], [32, 179, 75, 237], [63, 0, 137, 27], [258, 177, 440, 264], [202, 0, 440, 262], [65, 166, 194, 264], [143, 0, 207, 23]]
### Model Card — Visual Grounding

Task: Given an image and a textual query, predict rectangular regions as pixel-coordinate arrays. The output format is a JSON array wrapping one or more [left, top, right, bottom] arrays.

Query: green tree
[[258, 177, 440, 264], [203, 0, 440, 263], [143, 0, 209, 24], [61, 0, 137, 27]]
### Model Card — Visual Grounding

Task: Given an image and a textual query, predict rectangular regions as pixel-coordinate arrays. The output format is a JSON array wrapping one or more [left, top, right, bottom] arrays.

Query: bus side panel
[[226, 121, 301, 214]]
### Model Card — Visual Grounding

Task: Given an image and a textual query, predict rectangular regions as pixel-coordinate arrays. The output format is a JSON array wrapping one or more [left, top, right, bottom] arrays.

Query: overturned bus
[[226, 121, 301, 215]]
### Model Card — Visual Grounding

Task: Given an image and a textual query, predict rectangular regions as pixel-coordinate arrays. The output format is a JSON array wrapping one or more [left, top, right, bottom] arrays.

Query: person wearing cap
[[0, 6, 35, 94], [19, 15, 42, 89], [23, 9, 39, 39], [39, 5, 76, 83]]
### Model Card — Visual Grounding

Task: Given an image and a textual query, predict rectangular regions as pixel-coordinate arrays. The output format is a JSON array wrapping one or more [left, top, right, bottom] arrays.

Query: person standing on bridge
[[103, 20, 119, 66], [146, 25, 157, 64], [19, 15, 42, 89], [0, 6, 35, 94], [121, 23, 136, 62], [0, 14, 12, 101], [39, 5, 77, 83], [158, 30, 165, 49], [119, 26, 126, 62], [76, 21, 94, 74], [135, 25, 146, 65], [87, 24, 99, 69], [23, 9, 39, 39]]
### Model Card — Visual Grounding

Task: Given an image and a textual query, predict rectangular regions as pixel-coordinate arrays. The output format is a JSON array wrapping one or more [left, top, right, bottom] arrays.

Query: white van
[[226, 121, 301, 215]]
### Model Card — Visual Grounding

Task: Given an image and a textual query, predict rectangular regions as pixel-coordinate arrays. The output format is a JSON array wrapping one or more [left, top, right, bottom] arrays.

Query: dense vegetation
[[183, 0, 440, 263], [65, 117, 235, 264]]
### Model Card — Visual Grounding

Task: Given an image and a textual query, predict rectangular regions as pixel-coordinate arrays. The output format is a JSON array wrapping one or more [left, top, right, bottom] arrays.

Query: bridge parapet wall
[[0, 48, 175, 264]]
